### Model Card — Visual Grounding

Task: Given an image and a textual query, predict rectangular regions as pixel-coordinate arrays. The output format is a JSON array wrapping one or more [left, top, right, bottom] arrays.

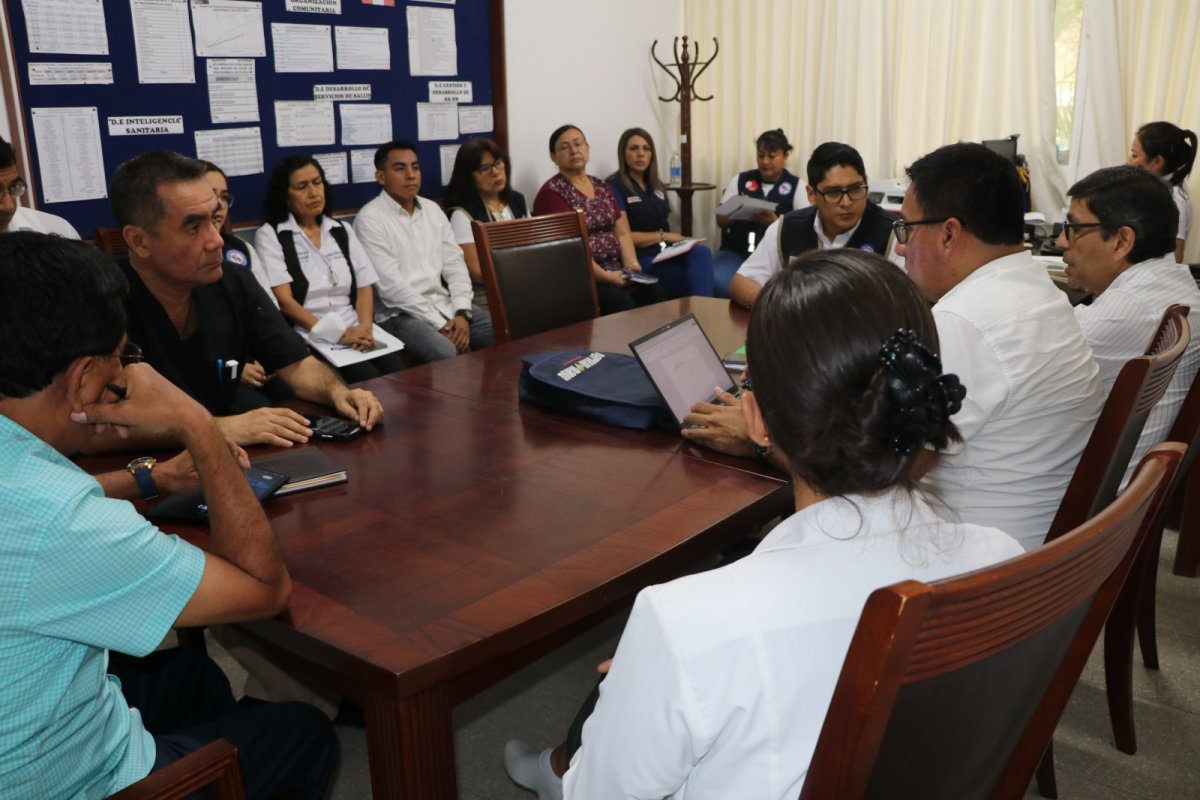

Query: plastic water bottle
[[669, 151, 682, 187]]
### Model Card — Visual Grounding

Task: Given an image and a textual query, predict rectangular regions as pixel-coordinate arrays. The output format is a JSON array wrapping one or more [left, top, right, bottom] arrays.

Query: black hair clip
[[879, 329, 966, 455]]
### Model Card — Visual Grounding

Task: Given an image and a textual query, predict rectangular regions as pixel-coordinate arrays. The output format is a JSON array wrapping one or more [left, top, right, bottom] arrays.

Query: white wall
[[503, 0, 685, 223]]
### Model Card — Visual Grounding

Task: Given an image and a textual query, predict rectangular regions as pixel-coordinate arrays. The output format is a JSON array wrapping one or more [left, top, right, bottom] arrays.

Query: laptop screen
[[630, 314, 739, 425]]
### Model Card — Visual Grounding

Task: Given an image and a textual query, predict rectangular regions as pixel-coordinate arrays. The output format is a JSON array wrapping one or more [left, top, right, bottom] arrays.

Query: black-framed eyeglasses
[[892, 217, 950, 244], [475, 161, 505, 175], [815, 184, 868, 203], [1061, 221, 1111, 241], [108, 341, 144, 367], [218, 191, 235, 209], [1, 177, 27, 199]]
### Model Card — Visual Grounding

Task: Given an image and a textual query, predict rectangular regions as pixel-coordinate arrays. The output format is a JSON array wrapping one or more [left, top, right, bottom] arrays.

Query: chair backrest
[[799, 444, 1183, 800], [107, 738, 245, 800], [471, 211, 600, 342], [1165, 310, 1200, 476], [1044, 304, 1190, 542], [94, 226, 129, 258]]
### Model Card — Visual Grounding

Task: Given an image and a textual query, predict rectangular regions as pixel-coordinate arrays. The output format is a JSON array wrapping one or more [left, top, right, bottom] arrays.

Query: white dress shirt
[[737, 212, 904, 287], [255, 214, 378, 342], [563, 488, 1021, 800], [354, 191, 474, 329], [1074, 254, 1200, 485], [924, 250, 1105, 551], [1173, 184, 1193, 243], [4, 205, 79, 238]]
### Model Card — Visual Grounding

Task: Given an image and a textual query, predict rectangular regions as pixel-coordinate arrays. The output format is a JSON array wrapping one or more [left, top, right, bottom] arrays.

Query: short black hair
[[373, 140, 419, 171], [548, 125, 584, 154], [756, 129, 792, 155], [109, 151, 208, 231], [0, 136, 14, 170], [904, 142, 1025, 246], [199, 160, 226, 180], [1068, 165, 1178, 263], [748, 248, 958, 496], [0, 232, 128, 399], [263, 154, 334, 225], [806, 141, 867, 187]]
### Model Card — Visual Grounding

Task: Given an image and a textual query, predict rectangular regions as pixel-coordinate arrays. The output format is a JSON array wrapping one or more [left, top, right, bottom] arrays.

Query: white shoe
[[503, 740, 564, 800]]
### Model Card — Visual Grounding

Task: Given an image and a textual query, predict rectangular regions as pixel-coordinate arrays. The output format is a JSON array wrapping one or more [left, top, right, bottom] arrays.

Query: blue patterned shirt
[[0, 414, 205, 798]]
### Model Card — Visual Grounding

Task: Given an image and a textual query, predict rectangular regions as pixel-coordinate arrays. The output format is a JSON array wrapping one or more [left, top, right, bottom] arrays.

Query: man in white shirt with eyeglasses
[[0, 137, 79, 238]]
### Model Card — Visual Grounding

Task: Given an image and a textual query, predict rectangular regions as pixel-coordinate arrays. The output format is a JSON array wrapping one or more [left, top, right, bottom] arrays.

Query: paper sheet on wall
[[286, 0, 341, 12], [275, 101, 335, 147], [131, 0, 196, 84], [406, 6, 456, 76], [340, 104, 391, 146], [458, 105, 492, 134], [335, 26, 389, 70], [191, 0, 266, 58], [314, 84, 371, 101], [438, 144, 458, 186], [271, 23, 333, 73], [350, 148, 376, 183], [29, 63, 113, 85], [207, 59, 259, 124], [30, 107, 106, 202], [415, 102, 457, 141], [107, 115, 184, 135], [23, 0, 109, 55], [195, 126, 263, 176], [313, 152, 348, 184], [429, 81, 470, 103]]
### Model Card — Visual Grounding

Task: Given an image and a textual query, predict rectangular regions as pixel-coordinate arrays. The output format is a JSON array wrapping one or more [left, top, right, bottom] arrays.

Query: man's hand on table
[[217, 407, 313, 448], [332, 386, 383, 430]]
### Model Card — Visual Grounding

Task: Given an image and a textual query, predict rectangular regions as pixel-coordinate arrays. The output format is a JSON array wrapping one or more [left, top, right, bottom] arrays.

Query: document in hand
[[714, 195, 780, 222], [306, 323, 404, 367], [651, 237, 706, 264], [251, 447, 348, 496]]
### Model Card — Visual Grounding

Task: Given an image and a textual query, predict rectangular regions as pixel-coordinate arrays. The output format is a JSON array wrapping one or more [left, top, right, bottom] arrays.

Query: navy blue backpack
[[518, 350, 675, 431]]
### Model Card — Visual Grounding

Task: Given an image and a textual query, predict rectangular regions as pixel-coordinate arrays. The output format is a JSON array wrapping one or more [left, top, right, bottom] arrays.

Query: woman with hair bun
[[503, 249, 1021, 800], [712, 128, 807, 297], [1127, 121, 1197, 261]]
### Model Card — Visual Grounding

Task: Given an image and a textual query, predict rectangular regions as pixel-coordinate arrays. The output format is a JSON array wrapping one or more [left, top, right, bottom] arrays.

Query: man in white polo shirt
[[897, 142, 1105, 550], [0, 137, 79, 238], [1058, 164, 1200, 484]]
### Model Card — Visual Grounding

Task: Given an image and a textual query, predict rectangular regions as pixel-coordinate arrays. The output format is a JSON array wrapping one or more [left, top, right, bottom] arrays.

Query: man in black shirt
[[104, 151, 382, 448]]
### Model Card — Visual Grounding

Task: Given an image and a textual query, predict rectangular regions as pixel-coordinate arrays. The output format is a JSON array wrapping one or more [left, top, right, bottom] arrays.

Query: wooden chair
[[471, 211, 600, 343], [1033, 304, 1189, 795], [94, 226, 129, 257], [1168, 363, 1200, 577], [107, 738, 245, 800], [797, 444, 1182, 800]]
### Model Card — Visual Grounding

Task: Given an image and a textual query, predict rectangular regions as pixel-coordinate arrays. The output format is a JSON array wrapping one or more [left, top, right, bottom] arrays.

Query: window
[[1054, 0, 1083, 165]]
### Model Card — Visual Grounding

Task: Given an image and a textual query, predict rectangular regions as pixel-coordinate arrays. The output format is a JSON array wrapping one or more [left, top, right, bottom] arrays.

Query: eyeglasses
[[1061, 221, 1111, 241], [111, 341, 144, 366], [815, 184, 868, 203], [892, 217, 950, 244], [217, 191, 235, 209], [555, 139, 588, 154], [475, 161, 505, 175], [1, 177, 27, 199]]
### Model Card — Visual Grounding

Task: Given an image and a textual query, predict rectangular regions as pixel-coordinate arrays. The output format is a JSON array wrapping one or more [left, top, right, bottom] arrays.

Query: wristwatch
[[455, 308, 474, 322], [126, 456, 159, 500]]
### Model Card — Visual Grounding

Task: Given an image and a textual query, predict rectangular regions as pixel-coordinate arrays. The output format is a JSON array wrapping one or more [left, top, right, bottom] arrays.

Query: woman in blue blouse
[[606, 128, 714, 298]]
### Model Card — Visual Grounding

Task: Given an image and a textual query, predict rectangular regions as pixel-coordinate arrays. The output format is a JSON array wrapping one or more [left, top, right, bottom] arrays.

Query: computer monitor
[[982, 135, 1019, 165]]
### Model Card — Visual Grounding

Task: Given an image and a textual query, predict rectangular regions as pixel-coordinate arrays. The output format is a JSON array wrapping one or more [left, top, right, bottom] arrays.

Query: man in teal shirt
[[0, 232, 333, 798]]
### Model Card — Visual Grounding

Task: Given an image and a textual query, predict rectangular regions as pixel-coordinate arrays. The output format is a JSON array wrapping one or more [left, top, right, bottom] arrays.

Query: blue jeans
[[711, 249, 748, 299], [378, 304, 495, 364]]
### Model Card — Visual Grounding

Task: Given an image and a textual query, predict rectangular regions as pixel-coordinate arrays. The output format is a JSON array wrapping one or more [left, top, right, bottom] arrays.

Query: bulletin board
[[0, 0, 507, 237]]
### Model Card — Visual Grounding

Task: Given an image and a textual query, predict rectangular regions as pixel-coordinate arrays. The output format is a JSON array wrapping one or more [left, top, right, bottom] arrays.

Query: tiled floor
[[208, 528, 1200, 799]]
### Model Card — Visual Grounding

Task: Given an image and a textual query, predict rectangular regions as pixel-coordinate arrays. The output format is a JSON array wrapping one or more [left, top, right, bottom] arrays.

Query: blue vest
[[719, 168, 801, 255], [777, 201, 898, 262]]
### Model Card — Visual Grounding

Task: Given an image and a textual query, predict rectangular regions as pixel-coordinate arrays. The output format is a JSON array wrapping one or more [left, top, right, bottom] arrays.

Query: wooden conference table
[[172, 298, 790, 798]]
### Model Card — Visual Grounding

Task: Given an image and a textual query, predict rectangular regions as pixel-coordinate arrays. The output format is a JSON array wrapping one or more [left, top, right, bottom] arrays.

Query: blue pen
[[217, 358, 224, 380]]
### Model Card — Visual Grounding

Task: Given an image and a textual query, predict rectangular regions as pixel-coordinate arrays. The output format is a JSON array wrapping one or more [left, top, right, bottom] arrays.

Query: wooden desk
[[212, 299, 788, 798]]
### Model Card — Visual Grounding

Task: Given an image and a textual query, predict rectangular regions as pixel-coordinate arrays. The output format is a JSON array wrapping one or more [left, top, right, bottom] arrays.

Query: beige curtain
[[1076, 0, 1200, 261], [681, 0, 1062, 240]]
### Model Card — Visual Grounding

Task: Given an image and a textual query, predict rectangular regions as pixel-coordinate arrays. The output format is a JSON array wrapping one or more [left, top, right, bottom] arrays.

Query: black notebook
[[147, 467, 289, 523], [251, 448, 348, 496]]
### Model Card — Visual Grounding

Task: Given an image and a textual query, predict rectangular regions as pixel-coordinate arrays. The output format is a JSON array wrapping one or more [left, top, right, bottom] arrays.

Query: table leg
[[364, 685, 457, 799]]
